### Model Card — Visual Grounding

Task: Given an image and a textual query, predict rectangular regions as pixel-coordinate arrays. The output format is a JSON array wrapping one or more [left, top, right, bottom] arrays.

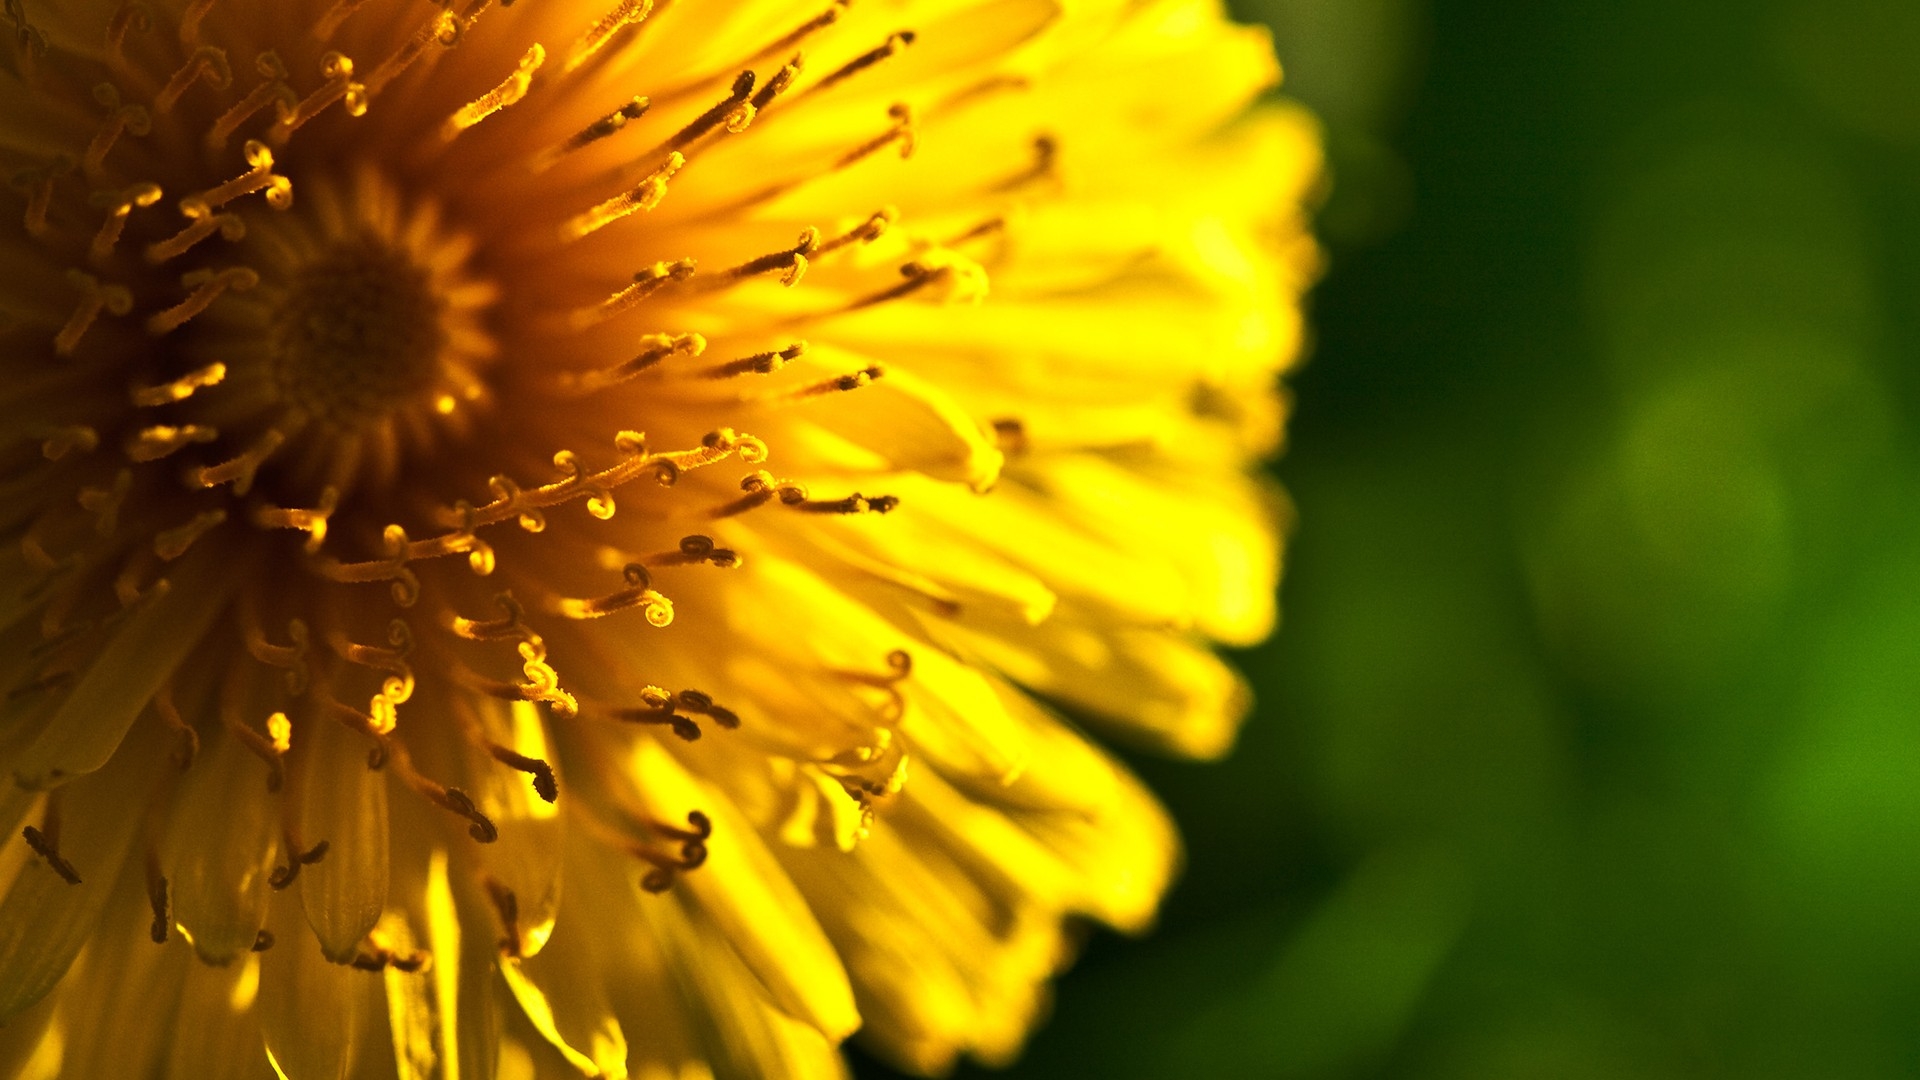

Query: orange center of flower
[[268, 235, 449, 430]]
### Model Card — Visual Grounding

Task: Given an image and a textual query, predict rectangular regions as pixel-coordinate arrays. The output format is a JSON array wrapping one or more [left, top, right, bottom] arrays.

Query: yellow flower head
[[0, 0, 1318, 1076]]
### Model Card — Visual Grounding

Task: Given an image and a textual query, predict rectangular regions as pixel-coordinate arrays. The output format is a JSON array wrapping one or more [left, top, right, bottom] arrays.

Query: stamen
[[88, 182, 162, 266], [106, 4, 153, 72], [387, 740, 498, 842], [145, 202, 247, 263], [250, 486, 337, 552], [207, 54, 294, 150], [312, 0, 374, 42], [816, 208, 896, 255], [835, 258, 958, 315], [132, 361, 227, 407], [614, 686, 739, 739], [146, 854, 169, 943], [363, 9, 462, 98], [36, 424, 100, 461], [350, 942, 430, 973], [154, 45, 232, 114], [329, 619, 416, 710], [696, 228, 818, 292], [22, 795, 80, 884], [705, 341, 807, 379], [192, 140, 292, 210], [126, 424, 218, 463], [551, 563, 673, 626], [185, 428, 284, 496], [147, 267, 260, 336], [711, 471, 898, 517], [948, 216, 1007, 248], [253, 930, 275, 951], [268, 836, 328, 889], [312, 523, 421, 607], [483, 876, 521, 956], [675, 689, 741, 729], [487, 745, 558, 803], [562, 153, 684, 241], [81, 84, 152, 177], [991, 417, 1029, 456], [153, 680, 199, 769], [833, 102, 917, 168], [567, 0, 653, 74], [634, 811, 710, 893], [748, 57, 803, 114], [535, 96, 648, 171], [153, 508, 227, 560], [271, 53, 367, 142], [13, 155, 74, 241], [443, 43, 544, 141], [781, 364, 884, 401], [995, 133, 1059, 191], [642, 535, 741, 569], [570, 256, 694, 326], [242, 613, 309, 693], [556, 332, 704, 394], [178, 0, 215, 47], [752, 2, 846, 70], [649, 70, 756, 160], [802, 31, 915, 100], [54, 271, 133, 357]]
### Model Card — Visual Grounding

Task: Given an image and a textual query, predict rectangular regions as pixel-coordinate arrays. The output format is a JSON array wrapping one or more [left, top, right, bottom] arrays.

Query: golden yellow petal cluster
[[0, 0, 1319, 1076]]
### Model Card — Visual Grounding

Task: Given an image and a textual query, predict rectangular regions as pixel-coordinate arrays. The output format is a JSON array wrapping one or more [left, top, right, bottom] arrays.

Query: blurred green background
[[863, 0, 1920, 1076]]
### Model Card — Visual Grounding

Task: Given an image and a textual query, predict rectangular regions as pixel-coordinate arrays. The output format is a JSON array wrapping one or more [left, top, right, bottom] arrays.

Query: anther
[[146, 854, 170, 943], [273, 52, 367, 141], [82, 84, 151, 177], [106, 4, 153, 71], [567, 0, 654, 74], [268, 837, 329, 889], [250, 486, 338, 553], [89, 181, 164, 266], [569, 256, 694, 325], [244, 615, 310, 695], [36, 424, 99, 461], [184, 427, 284, 495], [312, 0, 374, 42], [207, 54, 293, 150], [132, 362, 227, 407], [536, 96, 648, 170], [126, 424, 218, 462], [791, 490, 900, 515], [484, 877, 521, 957], [649, 70, 756, 160], [362, 9, 463, 98], [54, 271, 134, 357], [487, 745, 559, 803], [153, 681, 199, 769], [13, 155, 74, 241], [351, 944, 431, 973], [147, 267, 260, 336], [992, 418, 1029, 456], [644, 535, 741, 569], [146, 200, 246, 263], [834, 102, 916, 169], [178, 0, 215, 47], [22, 796, 80, 884], [312, 523, 420, 607], [706, 341, 807, 379], [551, 563, 674, 626], [675, 689, 740, 729], [556, 332, 704, 394], [805, 31, 915, 100], [816, 208, 896, 255], [443, 43, 544, 140], [390, 743, 498, 842], [153, 509, 227, 560], [155, 45, 232, 114], [837, 259, 958, 314], [748, 56, 803, 113], [635, 811, 711, 893], [785, 365, 884, 400], [562, 153, 684, 240]]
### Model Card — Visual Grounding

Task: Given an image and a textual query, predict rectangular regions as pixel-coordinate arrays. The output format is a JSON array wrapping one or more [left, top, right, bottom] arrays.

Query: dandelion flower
[[0, 0, 1319, 1076]]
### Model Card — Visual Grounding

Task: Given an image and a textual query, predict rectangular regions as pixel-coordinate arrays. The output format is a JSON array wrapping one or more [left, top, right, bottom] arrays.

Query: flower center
[[269, 235, 449, 430]]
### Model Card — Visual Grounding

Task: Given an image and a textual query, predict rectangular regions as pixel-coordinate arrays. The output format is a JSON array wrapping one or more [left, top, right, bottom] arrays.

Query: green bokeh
[[863, 0, 1920, 1076]]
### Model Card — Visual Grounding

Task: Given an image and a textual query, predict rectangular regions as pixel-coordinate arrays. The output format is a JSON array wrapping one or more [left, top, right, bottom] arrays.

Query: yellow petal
[[296, 711, 391, 963], [259, 894, 362, 1080], [163, 730, 283, 965], [631, 738, 860, 1041]]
